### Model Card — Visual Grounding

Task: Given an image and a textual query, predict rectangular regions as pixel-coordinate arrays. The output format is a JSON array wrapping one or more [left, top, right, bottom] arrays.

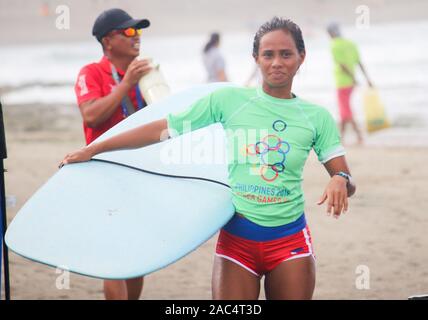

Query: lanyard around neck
[[110, 63, 146, 118]]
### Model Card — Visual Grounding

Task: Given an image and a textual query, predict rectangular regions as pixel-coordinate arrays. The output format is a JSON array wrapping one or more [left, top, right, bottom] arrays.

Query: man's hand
[[122, 58, 152, 87]]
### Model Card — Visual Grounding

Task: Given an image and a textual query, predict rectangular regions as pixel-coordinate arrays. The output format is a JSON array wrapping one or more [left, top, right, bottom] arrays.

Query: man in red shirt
[[74, 8, 152, 299]]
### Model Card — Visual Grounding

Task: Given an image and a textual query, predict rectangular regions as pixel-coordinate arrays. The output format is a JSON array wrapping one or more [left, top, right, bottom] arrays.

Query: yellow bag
[[363, 88, 390, 133]]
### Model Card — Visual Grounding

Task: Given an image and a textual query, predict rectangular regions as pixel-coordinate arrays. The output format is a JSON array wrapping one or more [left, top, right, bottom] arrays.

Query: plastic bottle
[[138, 55, 171, 105]]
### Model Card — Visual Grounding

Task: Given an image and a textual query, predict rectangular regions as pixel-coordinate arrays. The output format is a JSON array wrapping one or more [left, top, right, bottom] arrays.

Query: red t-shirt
[[74, 56, 144, 144]]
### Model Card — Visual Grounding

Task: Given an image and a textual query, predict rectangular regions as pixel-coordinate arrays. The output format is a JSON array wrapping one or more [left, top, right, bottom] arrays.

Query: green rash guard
[[167, 86, 345, 227], [331, 37, 360, 88]]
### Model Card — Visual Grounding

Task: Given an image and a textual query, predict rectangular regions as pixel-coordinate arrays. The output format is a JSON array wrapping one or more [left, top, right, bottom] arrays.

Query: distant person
[[39, 2, 50, 17], [74, 8, 153, 300], [327, 22, 373, 144], [203, 33, 228, 82]]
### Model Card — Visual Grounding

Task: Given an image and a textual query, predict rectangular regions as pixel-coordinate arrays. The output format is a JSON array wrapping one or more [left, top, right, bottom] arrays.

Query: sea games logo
[[244, 120, 290, 182]]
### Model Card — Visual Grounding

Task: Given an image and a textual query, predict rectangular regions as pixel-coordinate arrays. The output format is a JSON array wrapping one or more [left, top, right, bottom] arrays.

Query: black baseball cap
[[92, 8, 150, 42]]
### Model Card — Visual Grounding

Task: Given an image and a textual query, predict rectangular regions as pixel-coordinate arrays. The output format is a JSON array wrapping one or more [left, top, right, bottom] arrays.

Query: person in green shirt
[[327, 22, 373, 144], [61, 17, 356, 300]]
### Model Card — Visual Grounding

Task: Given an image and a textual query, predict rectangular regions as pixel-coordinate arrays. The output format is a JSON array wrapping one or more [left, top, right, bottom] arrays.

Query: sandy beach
[[3, 103, 428, 300]]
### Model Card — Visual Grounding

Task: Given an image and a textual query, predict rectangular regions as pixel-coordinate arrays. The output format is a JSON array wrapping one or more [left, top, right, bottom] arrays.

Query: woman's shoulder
[[297, 97, 326, 110], [205, 46, 220, 57], [297, 98, 336, 121], [208, 85, 258, 109]]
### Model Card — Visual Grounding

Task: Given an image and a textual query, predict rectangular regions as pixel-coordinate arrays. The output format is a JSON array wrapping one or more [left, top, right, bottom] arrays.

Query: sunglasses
[[109, 27, 142, 38]]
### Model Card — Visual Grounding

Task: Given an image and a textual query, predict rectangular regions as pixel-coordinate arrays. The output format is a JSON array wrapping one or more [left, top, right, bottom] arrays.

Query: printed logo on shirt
[[236, 192, 288, 204], [272, 119, 287, 132], [77, 74, 89, 96], [233, 183, 291, 204], [244, 120, 291, 183]]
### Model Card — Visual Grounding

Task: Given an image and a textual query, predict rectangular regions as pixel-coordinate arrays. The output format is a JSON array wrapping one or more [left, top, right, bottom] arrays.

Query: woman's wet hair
[[204, 33, 220, 53], [253, 17, 305, 57]]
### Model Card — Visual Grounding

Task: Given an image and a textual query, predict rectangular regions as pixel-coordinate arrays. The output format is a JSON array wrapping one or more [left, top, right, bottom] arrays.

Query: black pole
[[0, 101, 10, 300]]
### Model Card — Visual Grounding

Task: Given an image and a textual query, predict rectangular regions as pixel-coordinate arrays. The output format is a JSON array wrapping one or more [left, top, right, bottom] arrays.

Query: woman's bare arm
[[61, 119, 168, 165]]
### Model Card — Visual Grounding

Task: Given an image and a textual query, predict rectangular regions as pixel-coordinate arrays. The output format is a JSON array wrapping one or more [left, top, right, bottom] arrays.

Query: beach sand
[[3, 103, 428, 299]]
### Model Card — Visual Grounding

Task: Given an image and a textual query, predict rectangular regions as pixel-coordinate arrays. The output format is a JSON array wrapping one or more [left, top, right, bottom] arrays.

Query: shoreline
[[5, 102, 428, 147]]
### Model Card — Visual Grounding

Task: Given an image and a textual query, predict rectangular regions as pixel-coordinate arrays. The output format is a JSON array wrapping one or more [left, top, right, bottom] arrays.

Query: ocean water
[[1, 20, 427, 145]]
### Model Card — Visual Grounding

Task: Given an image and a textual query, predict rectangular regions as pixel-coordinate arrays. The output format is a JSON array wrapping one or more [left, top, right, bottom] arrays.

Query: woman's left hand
[[317, 175, 348, 219]]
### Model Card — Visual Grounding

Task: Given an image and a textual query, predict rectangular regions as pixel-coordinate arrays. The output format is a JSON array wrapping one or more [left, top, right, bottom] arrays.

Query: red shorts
[[216, 219, 315, 277], [337, 86, 354, 121]]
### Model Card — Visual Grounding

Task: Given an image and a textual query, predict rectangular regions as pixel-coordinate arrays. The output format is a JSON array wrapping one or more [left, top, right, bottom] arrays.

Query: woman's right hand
[[59, 147, 95, 168]]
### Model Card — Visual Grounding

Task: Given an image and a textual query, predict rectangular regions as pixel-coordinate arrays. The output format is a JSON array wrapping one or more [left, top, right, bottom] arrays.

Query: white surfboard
[[5, 83, 235, 280]]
